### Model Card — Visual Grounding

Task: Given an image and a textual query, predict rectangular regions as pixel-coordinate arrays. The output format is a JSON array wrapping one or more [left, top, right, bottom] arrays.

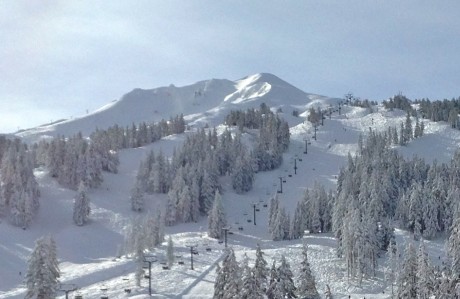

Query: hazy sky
[[1, 1, 460, 133]]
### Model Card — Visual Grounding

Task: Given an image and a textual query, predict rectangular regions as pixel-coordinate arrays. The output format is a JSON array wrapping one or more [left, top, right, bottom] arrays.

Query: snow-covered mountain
[[16, 73, 339, 142], [2, 73, 460, 299]]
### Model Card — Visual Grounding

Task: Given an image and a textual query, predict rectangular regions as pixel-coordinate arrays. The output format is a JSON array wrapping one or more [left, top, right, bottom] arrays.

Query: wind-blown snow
[[1, 73, 458, 298]]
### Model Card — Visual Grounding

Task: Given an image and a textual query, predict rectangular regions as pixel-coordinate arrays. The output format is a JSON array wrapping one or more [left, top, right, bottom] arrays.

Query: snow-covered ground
[[1, 73, 459, 298]]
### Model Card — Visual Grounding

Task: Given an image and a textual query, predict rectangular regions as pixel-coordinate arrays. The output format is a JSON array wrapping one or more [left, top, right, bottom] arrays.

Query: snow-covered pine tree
[[268, 194, 279, 231], [297, 243, 320, 299], [271, 206, 289, 241], [73, 181, 91, 226], [404, 112, 413, 142], [231, 150, 255, 194], [274, 255, 296, 298], [396, 242, 417, 298], [290, 201, 304, 239], [208, 190, 226, 239], [214, 263, 225, 299], [221, 248, 241, 299], [25, 235, 60, 299], [416, 240, 435, 299], [448, 203, 460, 282], [164, 195, 177, 226], [167, 235, 174, 269], [266, 260, 278, 299], [130, 179, 144, 212], [385, 239, 399, 299], [253, 243, 269, 292], [240, 253, 264, 299]]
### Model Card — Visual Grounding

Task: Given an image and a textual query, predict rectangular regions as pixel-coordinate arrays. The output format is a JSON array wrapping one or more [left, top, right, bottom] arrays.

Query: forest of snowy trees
[[0, 114, 186, 229], [384, 93, 460, 129], [131, 103, 290, 228], [0, 137, 40, 228], [213, 244, 321, 299], [280, 125, 460, 296]]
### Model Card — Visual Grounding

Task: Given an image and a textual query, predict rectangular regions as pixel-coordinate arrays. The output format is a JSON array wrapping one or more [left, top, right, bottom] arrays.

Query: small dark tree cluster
[[382, 93, 415, 113], [416, 97, 460, 128], [89, 114, 185, 150]]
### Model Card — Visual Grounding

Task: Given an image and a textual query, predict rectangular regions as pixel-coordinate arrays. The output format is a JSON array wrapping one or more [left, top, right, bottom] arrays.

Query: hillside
[[1, 74, 460, 298]]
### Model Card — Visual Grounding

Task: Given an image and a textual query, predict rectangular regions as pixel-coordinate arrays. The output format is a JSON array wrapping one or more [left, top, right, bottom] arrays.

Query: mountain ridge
[[16, 73, 338, 143]]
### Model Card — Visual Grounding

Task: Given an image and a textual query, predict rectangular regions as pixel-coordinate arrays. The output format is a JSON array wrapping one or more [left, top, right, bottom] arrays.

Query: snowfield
[[1, 73, 459, 298]]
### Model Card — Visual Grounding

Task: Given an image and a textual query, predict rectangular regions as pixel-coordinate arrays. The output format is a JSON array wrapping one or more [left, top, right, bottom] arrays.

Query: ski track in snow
[[1, 73, 459, 298]]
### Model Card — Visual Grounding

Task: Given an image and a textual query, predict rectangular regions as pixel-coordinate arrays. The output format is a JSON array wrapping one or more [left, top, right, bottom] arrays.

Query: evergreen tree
[[240, 254, 265, 299], [416, 240, 435, 299], [397, 242, 417, 298], [164, 195, 177, 226], [404, 112, 413, 142], [25, 235, 60, 299], [448, 205, 460, 281], [214, 263, 225, 299], [385, 239, 399, 299], [221, 248, 241, 299], [297, 244, 320, 299], [208, 191, 227, 239], [130, 180, 144, 212], [275, 255, 296, 298], [253, 243, 269, 292], [167, 235, 174, 269], [73, 181, 91, 226]]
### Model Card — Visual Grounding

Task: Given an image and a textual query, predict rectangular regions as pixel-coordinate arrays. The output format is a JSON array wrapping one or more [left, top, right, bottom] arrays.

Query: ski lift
[[122, 278, 131, 294], [100, 286, 108, 299]]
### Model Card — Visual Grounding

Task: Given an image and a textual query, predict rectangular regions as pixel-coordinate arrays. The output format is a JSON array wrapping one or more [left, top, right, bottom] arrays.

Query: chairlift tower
[[278, 176, 286, 194], [143, 254, 157, 297], [221, 227, 231, 248], [186, 245, 198, 270], [251, 203, 257, 225], [59, 283, 77, 299], [304, 138, 310, 154]]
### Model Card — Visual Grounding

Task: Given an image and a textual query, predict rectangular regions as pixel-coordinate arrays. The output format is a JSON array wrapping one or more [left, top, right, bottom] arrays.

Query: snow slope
[[1, 74, 460, 298]]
